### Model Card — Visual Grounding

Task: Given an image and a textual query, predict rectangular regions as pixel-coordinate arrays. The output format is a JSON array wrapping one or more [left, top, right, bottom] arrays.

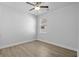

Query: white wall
[[0, 4, 36, 49], [38, 4, 78, 51], [77, 3, 79, 57]]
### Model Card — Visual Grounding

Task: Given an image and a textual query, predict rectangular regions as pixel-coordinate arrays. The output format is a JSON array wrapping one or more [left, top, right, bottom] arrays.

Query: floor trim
[[77, 51, 79, 57], [38, 39, 77, 52], [0, 39, 77, 52], [0, 39, 35, 49]]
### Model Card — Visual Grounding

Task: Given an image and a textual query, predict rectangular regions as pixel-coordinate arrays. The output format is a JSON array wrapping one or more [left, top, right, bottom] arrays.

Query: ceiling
[[0, 2, 77, 15]]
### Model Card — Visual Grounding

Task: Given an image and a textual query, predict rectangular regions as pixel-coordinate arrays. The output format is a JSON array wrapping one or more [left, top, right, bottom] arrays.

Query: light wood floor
[[0, 40, 77, 57]]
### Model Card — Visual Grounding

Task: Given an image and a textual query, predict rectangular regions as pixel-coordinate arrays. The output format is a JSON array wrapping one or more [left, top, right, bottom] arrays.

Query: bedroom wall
[[38, 3, 78, 51], [77, 3, 79, 57], [0, 4, 36, 49]]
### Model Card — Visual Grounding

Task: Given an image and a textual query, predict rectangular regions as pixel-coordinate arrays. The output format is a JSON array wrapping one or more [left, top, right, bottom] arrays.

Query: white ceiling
[[0, 2, 77, 15]]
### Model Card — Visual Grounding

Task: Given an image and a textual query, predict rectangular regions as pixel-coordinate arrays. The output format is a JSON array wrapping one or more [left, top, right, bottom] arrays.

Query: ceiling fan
[[26, 2, 48, 11]]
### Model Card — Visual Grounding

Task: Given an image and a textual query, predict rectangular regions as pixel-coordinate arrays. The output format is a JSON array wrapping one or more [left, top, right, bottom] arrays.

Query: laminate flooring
[[0, 40, 77, 57]]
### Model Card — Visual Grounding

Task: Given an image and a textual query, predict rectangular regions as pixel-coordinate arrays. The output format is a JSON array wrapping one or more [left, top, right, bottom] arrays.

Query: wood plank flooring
[[0, 40, 77, 57]]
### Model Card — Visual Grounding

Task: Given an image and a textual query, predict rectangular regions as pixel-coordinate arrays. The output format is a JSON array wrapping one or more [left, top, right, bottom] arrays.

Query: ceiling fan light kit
[[35, 6, 40, 11]]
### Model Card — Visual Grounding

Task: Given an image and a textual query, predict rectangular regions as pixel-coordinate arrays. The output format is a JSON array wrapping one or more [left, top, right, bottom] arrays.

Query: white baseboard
[[77, 51, 79, 57], [38, 39, 77, 51], [0, 39, 35, 49], [0, 38, 77, 52]]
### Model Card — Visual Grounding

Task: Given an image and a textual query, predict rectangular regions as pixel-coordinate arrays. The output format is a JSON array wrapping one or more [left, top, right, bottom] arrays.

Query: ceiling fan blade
[[35, 2, 41, 6], [40, 6, 48, 8], [29, 8, 35, 11], [26, 2, 35, 6]]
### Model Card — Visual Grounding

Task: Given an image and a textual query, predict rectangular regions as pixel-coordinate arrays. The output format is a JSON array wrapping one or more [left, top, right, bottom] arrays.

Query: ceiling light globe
[[35, 6, 40, 10]]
